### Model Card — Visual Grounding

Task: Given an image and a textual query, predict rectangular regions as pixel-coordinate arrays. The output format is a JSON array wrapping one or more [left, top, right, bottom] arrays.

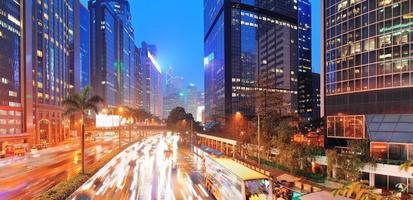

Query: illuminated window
[[327, 115, 365, 139]]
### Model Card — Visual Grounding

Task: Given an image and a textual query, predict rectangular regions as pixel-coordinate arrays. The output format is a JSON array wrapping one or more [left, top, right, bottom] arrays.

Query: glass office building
[[31, 0, 78, 144], [0, 0, 24, 150], [297, 0, 315, 122], [89, 0, 136, 108], [79, 4, 90, 90], [322, 0, 413, 190], [139, 42, 162, 117], [204, 0, 299, 121]]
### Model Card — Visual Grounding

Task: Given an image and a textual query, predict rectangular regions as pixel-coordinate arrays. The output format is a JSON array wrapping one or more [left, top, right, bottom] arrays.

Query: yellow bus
[[204, 154, 273, 200]]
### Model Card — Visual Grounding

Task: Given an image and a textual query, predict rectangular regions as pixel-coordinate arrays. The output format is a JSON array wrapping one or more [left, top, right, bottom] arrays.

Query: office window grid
[[324, 0, 413, 96], [327, 115, 365, 139]]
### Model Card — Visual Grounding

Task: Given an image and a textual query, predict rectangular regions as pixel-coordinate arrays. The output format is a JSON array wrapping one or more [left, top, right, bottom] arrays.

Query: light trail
[[69, 133, 213, 200]]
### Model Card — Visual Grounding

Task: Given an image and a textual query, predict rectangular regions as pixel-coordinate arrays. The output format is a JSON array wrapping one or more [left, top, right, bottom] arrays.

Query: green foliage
[[166, 107, 201, 132], [348, 139, 372, 163], [62, 86, 104, 117], [130, 108, 153, 122], [294, 169, 326, 183], [248, 156, 326, 183], [310, 147, 326, 156], [378, 159, 406, 165], [248, 156, 289, 171], [326, 149, 337, 178], [332, 181, 400, 200], [35, 174, 90, 200]]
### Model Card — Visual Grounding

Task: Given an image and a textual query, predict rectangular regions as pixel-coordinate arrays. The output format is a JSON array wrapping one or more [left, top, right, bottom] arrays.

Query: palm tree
[[63, 86, 103, 174], [400, 160, 413, 173], [332, 181, 399, 200], [119, 106, 132, 143]]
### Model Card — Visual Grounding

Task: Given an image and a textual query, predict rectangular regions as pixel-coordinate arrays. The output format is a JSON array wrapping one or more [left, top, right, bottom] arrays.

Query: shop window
[[389, 176, 407, 191], [371, 142, 388, 159], [389, 144, 407, 161], [375, 174, 387, 190]]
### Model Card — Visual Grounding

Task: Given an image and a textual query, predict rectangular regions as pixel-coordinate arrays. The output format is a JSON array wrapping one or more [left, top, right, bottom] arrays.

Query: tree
[[332, 181, 399, 200], [326, 140, 376, 181], [118, 106, 133, 143], [62, 86, 103, 174], [401, 160, 413, 173], [166, 107, 197, 132], [166, 107, 188, 130], [326, 149, 337, 178], [130, 108, 153, 122]]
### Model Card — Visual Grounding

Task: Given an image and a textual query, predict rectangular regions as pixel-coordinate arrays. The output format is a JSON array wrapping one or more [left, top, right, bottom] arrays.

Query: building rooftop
[[210, 156, 268, 181], [366, 114, 413, 143]]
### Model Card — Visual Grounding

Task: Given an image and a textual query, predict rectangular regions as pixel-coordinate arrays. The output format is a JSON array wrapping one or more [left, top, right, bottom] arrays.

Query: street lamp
[[117, 106, 124, 149], [257, 113, 261, 167], [235, 111, 260, 166]]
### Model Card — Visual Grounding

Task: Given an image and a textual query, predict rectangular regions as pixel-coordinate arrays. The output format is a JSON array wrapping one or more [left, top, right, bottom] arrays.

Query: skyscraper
[[139, 42, 162, 117], [31, 0, 80, 144], [89, 0, 136, 108], [322, 0, 413, 189], [0, 0, 24, 151], [79, 3, 90, 90], [297, 0, 315, 122], [134, 46, 143, 109], [311, 72, 320, 120], [187, 83, 199, 117], [162, 67, 185, 119], [204, 0, 299, 122]]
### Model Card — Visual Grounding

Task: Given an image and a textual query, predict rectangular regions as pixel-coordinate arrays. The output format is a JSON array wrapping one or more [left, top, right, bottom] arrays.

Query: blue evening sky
[[80, 0, 321, 90]]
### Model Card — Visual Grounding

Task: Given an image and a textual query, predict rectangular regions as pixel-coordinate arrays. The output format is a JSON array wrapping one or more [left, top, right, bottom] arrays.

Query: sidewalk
[[236, 156, 332, 194], [0, 137, 91, 168]]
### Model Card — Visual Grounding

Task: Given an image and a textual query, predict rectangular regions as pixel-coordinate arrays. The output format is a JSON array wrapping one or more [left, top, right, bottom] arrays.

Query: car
[[36, 144, 43, 150], [14, 147, 26, 156]]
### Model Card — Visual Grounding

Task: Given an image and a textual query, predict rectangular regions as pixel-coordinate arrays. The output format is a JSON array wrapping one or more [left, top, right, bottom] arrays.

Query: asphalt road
[[69, 134, 213, 200], [0, 133, 137, 200]]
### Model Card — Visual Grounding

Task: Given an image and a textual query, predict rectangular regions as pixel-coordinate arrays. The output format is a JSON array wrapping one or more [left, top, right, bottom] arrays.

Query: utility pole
[[257, 113, 261, 167]]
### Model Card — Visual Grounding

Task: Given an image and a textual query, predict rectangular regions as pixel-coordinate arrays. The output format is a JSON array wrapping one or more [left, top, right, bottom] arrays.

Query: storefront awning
[[366, 114, 413, 143]]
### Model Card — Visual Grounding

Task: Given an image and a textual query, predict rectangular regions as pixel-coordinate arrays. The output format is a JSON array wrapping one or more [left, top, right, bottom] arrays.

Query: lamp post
[[117, 107, 123, 149], [257, 113, 261, 167]]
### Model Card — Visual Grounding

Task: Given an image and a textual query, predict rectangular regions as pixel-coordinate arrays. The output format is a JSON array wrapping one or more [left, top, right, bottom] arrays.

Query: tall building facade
[[162, 67, 185, 119], [79, 3, 90, 90], [322, 0, 413, 190], [139, 42, 162, 117], [134, 46, 143, 109], [89, 0, 136, 108], [297, 0, 315, 122], [187, 83, 199, 116], [311, 72, 320, 120], [204, 0, 299, 122], [31, 0, 80, 144], [0, 0, 25, 151]]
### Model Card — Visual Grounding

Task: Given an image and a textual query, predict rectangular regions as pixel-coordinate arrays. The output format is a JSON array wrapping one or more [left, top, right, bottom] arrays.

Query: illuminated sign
[[96, 114, 126, 128]]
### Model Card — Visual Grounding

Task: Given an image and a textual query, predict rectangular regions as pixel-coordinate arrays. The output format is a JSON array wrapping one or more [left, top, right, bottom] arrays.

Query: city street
[[0, 134, 130, 199], [70, 134, 213, 200]]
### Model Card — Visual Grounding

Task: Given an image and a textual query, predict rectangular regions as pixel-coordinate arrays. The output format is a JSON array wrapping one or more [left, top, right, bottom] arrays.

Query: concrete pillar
[[232, 144, 235, 158], [220, 141, 223, 152], [369, 173, 375, 187]]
